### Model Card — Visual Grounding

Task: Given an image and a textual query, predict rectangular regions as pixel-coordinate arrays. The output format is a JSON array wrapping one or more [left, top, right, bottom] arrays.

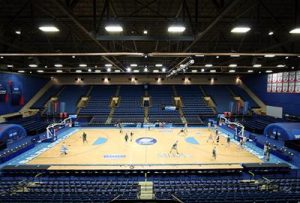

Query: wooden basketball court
[[27, 127, 261, 170]]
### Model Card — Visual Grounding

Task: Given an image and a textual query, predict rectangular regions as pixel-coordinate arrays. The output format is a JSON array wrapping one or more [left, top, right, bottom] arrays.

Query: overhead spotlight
[[133, 70, 140, 73], [156, 77, 163, 83], [0, 56, 3, 59], [144, 67, 148, 72], [114, 70, 121, 73], [88, 68, 92, 72], [76, 70, 82, 73], [247, 70, 254, 73], [130, 64, 137, 67], [229, 64, 237, 68], [162, 68, 166, 72], [153, 70, 159, 73], [95, 70, 101, 73], [216, 56, 219, 59], [266, 70, 273, 73], [264, 54, 275, 58], [205, 64, 213, 67], [105, 64, 112, 67], [253, 64, 262, 68], [210, 70, 216, 73], [231, 26, 251, 33], [143, 30, 148, 34], [189, 59, 195, 64], [7, 65, 14, 68], [230, 54, 240, 57], [289, 27, 300, 34], [54, 64, 63, 67], [229, 70, 236, 73], [79, 64, 87, 67], [144, 55, 148, 58], [126, 67, 132, 72], [285, 56, 289, 59], [268, 31, 274, 36], [29, 64, 38, 68], [72, 55, 76, 58], [195, 54, 205, 57], [107, 67, 111, 72], [235, 77, 241, 84], [168, 25, 186, 33], [56, 70, 63, 73], [39, 25, 60, 32], [103, 77, 110, 83], [210, 78, 215, 84], [192, 69, 198, 73], [201, 69, 205, 72], [155, 64, 163, 67], [45, 66, 48, 68], [15, 30, 21, 35], [276, 64, 285, 68], [291, 66, 295, 69], [105, 24, 123, 32], [18, 70, 25, 73], [37, 70, 44, 73]]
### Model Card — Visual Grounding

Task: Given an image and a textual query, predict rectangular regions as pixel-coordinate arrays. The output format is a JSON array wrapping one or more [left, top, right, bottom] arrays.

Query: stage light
[[143, 30, 148, 34], [126, 67, 132, 72], [285, 56, 289, 59], [162, 68, 166, 72], [205, 64, 213, 67], [15, 30, 21, 35], [144, 67, 148, 72], [231, 26, 251, 33], [72, 55, 76, 58], [105, 25, 123, 32], [289, 27, 300, 34], [79, 64, 87, 67], [201, 69, 205, 72], [88, 68, 92, 72], [155, 64, 163, 67], [253, 64, 262, 68], [168, 25, 186, 33], [39, 25, 59, 32], [106, 67, 111, 72], [268, 31, 274, 36]]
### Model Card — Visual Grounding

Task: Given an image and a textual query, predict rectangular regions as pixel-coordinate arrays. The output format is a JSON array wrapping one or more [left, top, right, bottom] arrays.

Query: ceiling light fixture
[[168, 25, 186, 33], [130, 64, 137, 67], [205, 64, 213, 67], [231, 26, 251, 33], [229, 64, 237, 68], [79, 64, 87, 67], [162, 68, 166, 72], [56, 70, 63, 73], [229, 70, 236, 73], [289, 27, 300, 34], [29, 64, 38, 68], [253, 64, 262, 68], [105, 64, 112, 67], [268, 31, 274, 36], [18, 70, 25, 73], [15, 30, 21, 35], [39, 25, 60, 32], [266, 70, 273, 73], [143, 30, 148, 34], [210, 70, 216, 73], [37, 70, 44, 73], [264, 54, 275, 58], [54, 64, 63, 67], [107, 67, 111, 72], [126, 67, 132, 72], [192, 69, 198, 73], [144, 67, 148, 72], [76, 70, 82, 73], [105, 24, 123, 32], [155, 64, 163, 67], [248, 70, 254, 73]]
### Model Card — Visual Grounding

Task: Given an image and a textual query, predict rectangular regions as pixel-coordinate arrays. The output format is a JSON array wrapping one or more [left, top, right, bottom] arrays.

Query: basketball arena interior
[[0, 0, 300, 202]]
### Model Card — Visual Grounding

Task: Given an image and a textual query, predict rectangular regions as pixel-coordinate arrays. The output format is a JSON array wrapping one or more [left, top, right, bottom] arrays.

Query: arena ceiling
[[0, 0, 299, 75]]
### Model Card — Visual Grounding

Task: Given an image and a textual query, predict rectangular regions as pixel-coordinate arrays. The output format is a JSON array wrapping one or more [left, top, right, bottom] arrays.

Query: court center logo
[[136, 137, 157, 145]]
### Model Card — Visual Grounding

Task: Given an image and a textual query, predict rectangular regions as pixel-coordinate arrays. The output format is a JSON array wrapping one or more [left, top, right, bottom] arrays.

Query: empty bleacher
[[79, 85, 117, 124], [148, 85, 182, 124], [58, 85, 90, 114], [175, 85, 214, 124], [31, 85, 62, 109], [202, 85, 234, 113], [6, 116, 48, 135], [112, 85, 145, 123], [227, 85, 259, 109]]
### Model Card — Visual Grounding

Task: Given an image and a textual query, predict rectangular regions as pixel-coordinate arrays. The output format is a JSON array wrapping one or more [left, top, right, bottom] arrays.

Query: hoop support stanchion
[[219, 115, 245, 138], [44, 117, 73, 142]]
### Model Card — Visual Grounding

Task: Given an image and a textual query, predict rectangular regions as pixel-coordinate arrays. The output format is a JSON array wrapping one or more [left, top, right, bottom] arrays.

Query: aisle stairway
[[138, 181, 154, 200]]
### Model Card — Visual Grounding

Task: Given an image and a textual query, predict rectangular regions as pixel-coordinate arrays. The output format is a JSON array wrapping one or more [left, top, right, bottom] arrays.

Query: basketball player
[[130, 132, 133, 142], [212, 146, 217, 160], [177, 128, 186, 136], [226, 135, 231, 147], [207, 133, 214, 143], [60, 143, 68, 155], [216, 134, 220, 145], [82, 132, 87, 143], [169, 141, 179, 155], [125, 133, 129, 142]]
